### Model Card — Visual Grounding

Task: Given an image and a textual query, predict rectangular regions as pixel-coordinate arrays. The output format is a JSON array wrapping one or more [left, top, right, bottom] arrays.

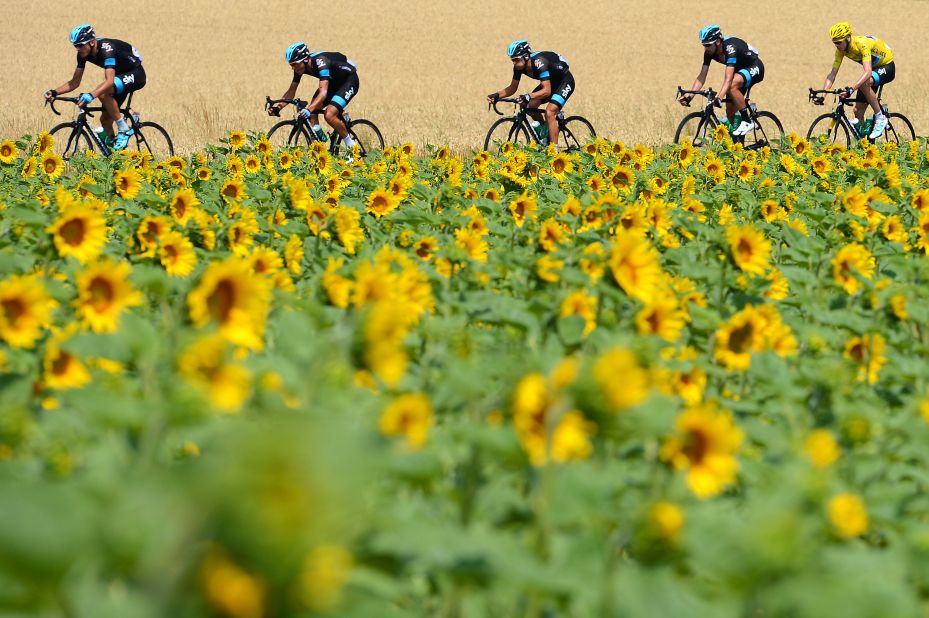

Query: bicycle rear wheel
[[133, 121, 174, 160], [49, 122, 94, 161], [267, 120, 312, 149], [674, 112, 715, 147], [743, 111, 784, 151], [336, 118, 384, 158], [559, 115, 596, 151], [484, 118, 532, 152], [807, 113, 850, 147], [879, 112, 916, 145]]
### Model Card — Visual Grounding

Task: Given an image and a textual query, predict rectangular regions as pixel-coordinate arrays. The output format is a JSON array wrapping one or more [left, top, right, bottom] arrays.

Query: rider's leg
[[729, 73, 755, 136], [323, 105, 349, 139], [545, 102, 560, 147], [99, 93, 122, 136]]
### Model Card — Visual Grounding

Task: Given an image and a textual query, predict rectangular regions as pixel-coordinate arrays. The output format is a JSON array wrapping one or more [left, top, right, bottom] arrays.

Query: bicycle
[[806, 85, 915, 146], [46, 92, 174, 160], [674, 86, 784, 150], [264, 96, 384, 158], [483, 97, 595, 152]]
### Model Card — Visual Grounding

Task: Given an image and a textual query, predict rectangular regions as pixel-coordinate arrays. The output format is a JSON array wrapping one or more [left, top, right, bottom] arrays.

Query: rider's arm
[[717, 65, 735, 100], [273, 70, 302, 112], [308, 79, 329, 112], [500, 77, 519, 97], [50, 67, 84, 97], [690, 63, 709, 91], [853, 58, 873, 91], [823, 66, 839, 90], [530, 80, 552, 101], [90, 67, 117, 100]]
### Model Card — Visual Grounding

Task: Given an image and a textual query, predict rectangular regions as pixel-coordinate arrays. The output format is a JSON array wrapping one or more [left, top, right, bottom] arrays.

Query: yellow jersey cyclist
[[679, 25, 764, 137], [487, 40, 575, 148], [43, 24, 146, 150], [268, 42, 359, 154], [818, 22, 894, 139]]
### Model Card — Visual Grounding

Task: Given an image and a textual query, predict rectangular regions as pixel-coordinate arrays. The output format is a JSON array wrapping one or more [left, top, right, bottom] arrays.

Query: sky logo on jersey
[[534, 58, 544, 69], [749, 66, 760, 77], [343, 87, 355, 101]]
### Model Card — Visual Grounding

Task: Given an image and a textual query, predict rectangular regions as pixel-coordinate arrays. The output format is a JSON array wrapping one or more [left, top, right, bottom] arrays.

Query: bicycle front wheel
[[133, 121, 174, 160], [267, 120, 312, 149], [743, 111, 784, 150], [807, 113, 850, 147], [340, 118, 384, 158], [49, 122, 94, 161], [674, 112, 715, 147], [559, 115, 596, 151], [881, 112, 916, 145], [484, 118, 532, 152]]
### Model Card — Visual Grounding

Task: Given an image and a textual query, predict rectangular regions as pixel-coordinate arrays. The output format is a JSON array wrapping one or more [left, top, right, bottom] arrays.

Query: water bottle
[[94, 126, 107, 146], [313, 126, 328, 143], [131, 112, 141, 124], [862, 117, 874, 137], [536, 123, 549, 142]]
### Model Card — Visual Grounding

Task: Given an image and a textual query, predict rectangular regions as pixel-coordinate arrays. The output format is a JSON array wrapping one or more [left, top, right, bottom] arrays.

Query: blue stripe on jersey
[[871, 70, 880, 86], [114, 76, 125, 94], [310, 51, 323, 57], [550, 93, 566, 106], [727, 58, 737, 64], [738, 69, 752, 88], [331, 95, 347, 108], [319, 69, 330, 77], [104, 58, 116, 67], [539, 71, 550, 79]]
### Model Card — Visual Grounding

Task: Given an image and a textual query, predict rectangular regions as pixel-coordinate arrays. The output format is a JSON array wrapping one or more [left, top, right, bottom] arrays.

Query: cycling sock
[[343, 135, 356, 148], [116, 118, 129, 132]]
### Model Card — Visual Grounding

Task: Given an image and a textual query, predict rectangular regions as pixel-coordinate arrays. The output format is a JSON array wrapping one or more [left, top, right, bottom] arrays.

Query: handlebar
[[676, 86, 718, 108], [808, 87, 854, 105], [45, 96, 98, 117], [265, 96, 309, 116], [488, 96, 525, 116]]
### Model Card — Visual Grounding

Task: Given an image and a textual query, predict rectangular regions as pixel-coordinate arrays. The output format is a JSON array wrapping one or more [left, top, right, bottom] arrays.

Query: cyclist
[[268, 42, 359, 154], [816, 22, 894, 139], [43, 24, 145, 150], [486, 40, 575, 148], [678, 25, 764, 138]]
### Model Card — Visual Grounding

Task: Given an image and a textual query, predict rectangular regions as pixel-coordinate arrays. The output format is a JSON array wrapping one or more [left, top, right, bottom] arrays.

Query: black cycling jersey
[[292, 52, 357, 85], [702, 36, 760, 72], [76, 38, 142, 74], [513, 51, 570, 84]]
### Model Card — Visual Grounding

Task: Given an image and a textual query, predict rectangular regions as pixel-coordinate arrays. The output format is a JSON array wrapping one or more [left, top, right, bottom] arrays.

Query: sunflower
[[536, 255, 564, 283], [134, 215, 173, 257], [550, 153, 574, 180], [609, 233, 663, 302], [195, 167, 212, 182], [35, 131, 54, 154], [0, 275, 56, 349], [228, 130, 246, 151], [285, 234, 304, 274], [882, 215, 909, 247], [247, 247, 284, 277], [47, 203, 108, 263], [43, 337, 92, 391], [559, 290, 598, 337], [333, 207, 364, 255], [593, 347, 650, 411], [609, 165, 635, 192], [379, 393, 434, 449], [832, 243, 875, 295], [159, 230, 198, 277], [843, 333, 887, 384], [539, 218, 568, 252], [714, 306, 765, 371], [810, 155, 831, 178], [677, 140, 695, 168], [278, 151, 293, 170], [178, 334, 252, 413], [187, 257, 271, 350], [220, 178, 246, 202], [660, 402, 743, 499], [412, 236, 438, 261], [169, 188, 201, 226], [911, 189, 929, 212], [455, 228, 488, 262], [726, 225, 771, 276], [827, 493, 869, 539], [0, 140, 19, 165], [74, 260, 143, 333], [483, 187, 502, 203], [635, 292, 686, 342], [366, 189, 399, 219], [114, 167, 142, 199], [21, 157, 38, 179], [508, 193, 538, 227]]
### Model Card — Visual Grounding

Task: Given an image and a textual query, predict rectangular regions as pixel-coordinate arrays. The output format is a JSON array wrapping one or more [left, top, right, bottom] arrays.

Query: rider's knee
[[545, 106, 558, 120], [324, 106, 340, 121]]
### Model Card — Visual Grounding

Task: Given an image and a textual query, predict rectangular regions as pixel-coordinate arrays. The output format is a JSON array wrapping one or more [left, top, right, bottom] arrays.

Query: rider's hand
[[812, 95, 825, 106], [838, 87, 852, 100], [267, 105, 281, 117], [43, 89, 57, 102], [487, 92, 500, 104], [518, 93, 531, 107], [78, 92, 94, 107], [298, 107, 311, 120], [711, 97, 722, 108], [678, 94, 692, 107]]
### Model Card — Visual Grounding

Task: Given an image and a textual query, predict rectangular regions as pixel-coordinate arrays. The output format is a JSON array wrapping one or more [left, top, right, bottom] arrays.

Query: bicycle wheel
[[483, 118, 533, 151], [49, 122, 94, 161], [807, 113, 850, 147], [559, 115, 596, 151], [879, 112, 916, 145], [267, 120, 312, 149], [133, 121, 174, 159], [674, 112, 715, 147], [743, 111, 784, 151], [335, 118, 384, 158]]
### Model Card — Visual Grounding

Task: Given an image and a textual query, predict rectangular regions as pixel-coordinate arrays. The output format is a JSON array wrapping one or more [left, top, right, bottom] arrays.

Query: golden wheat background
[[2, 0, 927, 152]]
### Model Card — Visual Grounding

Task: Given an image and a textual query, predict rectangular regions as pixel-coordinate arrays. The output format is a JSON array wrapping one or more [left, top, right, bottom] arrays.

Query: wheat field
[[2, 0, 927, 152]]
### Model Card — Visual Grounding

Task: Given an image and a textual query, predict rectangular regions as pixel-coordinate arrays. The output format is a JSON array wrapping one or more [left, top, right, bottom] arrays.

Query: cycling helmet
[[699, 25, 722, 44], [285, 41, 310, 63], [507, 39, 531, 58], [829, 22, 852, 41], [70, 24, 96, 46]]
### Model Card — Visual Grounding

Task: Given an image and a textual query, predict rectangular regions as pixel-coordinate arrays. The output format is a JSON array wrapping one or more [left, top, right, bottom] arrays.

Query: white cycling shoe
[[732, 120, 755, 137], [868, 115, 888, 140]]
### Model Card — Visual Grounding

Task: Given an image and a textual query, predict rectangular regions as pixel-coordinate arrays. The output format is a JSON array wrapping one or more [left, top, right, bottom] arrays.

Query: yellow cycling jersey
[[833, 35, 894, 69]]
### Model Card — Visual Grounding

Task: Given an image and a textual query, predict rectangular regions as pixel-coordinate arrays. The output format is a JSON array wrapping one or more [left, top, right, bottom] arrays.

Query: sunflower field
[[1, 130, 929, 617]]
